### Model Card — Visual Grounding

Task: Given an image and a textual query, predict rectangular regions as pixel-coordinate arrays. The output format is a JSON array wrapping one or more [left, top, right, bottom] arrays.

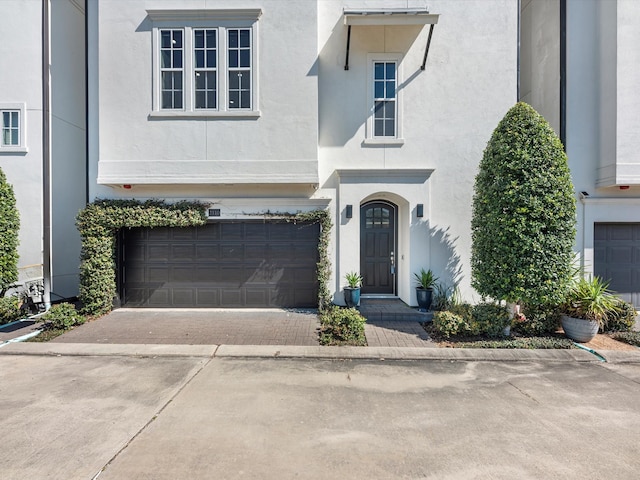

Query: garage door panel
[[222, 245, 244, 262], [196, 289, 219, 306], [221, 289, 243, 306], [221, 223, 243, 240], [122, 222, 319, 308], [196, 244, 220, 261], [172, 266, 194, 282], [197, 225, 220, 240], [172, 289, 195, 306], [148, 289, 170, 306], [147, 267, 169, 282], [595, 223, 640, 308], [148, 245, 170, 262], [171, 245, 195, 261], [148, 227, 171, 240], [245, 289, 268, 306]]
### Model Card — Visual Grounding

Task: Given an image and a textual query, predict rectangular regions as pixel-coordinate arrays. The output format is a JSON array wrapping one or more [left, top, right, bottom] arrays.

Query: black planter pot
[[416, 287, 433, 311], [344, 287, 361, 308]]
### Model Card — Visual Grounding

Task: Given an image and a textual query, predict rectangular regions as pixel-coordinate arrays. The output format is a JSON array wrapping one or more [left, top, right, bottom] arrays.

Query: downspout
[[85, 0, 89, 204], [42, 0, 52, 310], [560, 0, 567, 150], [517, 0, 521, 101]]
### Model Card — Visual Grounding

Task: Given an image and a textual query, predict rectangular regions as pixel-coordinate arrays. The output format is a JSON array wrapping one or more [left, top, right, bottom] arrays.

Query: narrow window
[[373, 62, 396, 137], [228, 28, 251, 109], [160, 29, 184, 109], [2, 111, 19, 146], [194, 29, 217, 109]]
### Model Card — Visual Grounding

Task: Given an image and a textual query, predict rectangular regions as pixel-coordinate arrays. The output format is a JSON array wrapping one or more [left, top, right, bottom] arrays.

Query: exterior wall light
[[346, 205, 353, 218], [417, 204, 424, 217]]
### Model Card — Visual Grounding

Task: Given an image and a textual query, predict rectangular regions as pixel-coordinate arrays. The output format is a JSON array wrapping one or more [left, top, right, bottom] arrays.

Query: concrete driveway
[[1, 350, 639, 479]]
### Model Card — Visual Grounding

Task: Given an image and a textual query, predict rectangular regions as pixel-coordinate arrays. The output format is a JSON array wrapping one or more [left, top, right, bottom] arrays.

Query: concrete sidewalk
[[2, 308, 640, 364]]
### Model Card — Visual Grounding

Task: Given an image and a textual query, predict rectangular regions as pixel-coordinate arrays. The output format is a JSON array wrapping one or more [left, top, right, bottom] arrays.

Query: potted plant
[[344, 271, 363, 308], [414, 268, 438, 311], [561, 275, 620, 342]]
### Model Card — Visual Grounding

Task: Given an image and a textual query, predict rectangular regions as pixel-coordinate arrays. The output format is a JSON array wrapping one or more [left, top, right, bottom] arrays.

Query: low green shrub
[[39, 303, 86, 331], [457, 337, 576, 349], [603, 300, 637, 333], [513, 303, 562, 336], [433, 311, 467, 338], [610, 331, 640, 347], [469, 302, 511, 337], [0, 295, 22, 324], [434, 302, 511, 338], [319, 306, 366, 346]]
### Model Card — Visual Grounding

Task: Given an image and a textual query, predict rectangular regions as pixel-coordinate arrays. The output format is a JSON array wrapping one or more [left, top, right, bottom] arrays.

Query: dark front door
[[360, 201, 396, 294]]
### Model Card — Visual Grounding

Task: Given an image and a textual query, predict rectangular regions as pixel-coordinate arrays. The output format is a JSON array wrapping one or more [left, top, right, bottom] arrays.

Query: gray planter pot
[[561, 315, 599, 343]]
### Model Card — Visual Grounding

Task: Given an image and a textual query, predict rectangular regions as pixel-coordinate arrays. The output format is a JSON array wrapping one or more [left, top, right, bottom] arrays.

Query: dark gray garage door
[[121, 221, 320, 308], [594, 223, 640, 307]]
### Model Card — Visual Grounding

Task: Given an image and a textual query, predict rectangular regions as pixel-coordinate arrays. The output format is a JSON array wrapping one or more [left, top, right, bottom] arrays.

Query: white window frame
[[365, 54, 404, 145], [0, 103, 27, 153], [147, 9, 261, 118]]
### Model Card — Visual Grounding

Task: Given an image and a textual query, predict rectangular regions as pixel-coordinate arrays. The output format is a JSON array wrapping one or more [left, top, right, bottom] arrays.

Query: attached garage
[[594, 223, 640, 307], [120, 221, 320, 308]]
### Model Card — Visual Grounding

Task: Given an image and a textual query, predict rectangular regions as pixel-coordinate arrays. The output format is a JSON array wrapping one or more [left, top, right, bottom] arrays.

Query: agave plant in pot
[[344, 271, 363, 308], [414, 268, 438, 312], [561, 276, 620, 343]]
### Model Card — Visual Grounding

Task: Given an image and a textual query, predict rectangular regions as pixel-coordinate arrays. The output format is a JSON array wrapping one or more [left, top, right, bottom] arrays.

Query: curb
[[214, 345, 600, 362], [0, 342, 629, 363], [0, 343, 218, 358]]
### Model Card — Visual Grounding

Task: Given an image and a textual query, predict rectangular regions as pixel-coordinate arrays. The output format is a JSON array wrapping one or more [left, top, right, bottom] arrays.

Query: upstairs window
[[373, 62, 396, 137], [0, 104, 26, 153], [148, 9, 261, 117], [366, 54, 403, 144]]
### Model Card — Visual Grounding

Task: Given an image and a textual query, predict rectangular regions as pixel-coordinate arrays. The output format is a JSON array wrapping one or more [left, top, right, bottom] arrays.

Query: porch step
[[358, 298, 433, 323]]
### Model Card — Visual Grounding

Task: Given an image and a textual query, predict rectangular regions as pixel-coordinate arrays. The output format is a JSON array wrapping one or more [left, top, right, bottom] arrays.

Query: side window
[[227, 28, 252, 110], [0, 104, 27, 153], [160, 29, 184, 109], [366, 55, 403, 144]]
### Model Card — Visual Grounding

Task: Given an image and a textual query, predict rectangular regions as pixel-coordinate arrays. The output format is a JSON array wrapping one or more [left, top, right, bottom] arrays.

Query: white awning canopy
[[342, 8, 440, 71], [344, 8, 439, 26]]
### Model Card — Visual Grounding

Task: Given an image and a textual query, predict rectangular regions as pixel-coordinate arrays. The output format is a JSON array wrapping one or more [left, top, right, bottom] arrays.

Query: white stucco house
[[521, 0, 640, 307], [83, 0, 517, 308], [0, 0, 86, 306]]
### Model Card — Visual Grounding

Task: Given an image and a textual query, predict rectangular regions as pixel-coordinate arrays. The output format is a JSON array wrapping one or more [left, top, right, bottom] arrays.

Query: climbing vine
[[76, 200, 332, 315]]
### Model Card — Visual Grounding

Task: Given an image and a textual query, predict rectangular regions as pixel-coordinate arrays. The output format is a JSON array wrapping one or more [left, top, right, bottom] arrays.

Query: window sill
[[148, 110, 261, 119], [362, 137, 405, 146], [0, 146, 28, 154]]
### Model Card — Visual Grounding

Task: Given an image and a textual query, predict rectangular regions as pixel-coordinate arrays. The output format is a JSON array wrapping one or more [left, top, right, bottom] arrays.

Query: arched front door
[[360, 201, 397, 295]]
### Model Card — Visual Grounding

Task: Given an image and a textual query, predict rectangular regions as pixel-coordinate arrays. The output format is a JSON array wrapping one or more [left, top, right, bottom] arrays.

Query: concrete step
[[358, 298, 433, 323]]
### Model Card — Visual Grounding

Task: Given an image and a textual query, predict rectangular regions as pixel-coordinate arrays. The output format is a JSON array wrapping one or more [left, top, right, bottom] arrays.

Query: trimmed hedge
[[319, 306, 366, 346], [76, 200, 332, 315], [0, 167, 19, 293], [471, 102, 575, 306], [0, 296, 21, 325]]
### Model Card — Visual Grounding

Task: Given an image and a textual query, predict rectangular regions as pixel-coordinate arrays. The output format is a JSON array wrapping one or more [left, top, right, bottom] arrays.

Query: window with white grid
[[149, 10, 260, 116]]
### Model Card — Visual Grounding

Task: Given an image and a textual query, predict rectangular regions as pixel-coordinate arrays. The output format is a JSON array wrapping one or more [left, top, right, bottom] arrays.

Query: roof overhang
[[342, 8, 440, 71], [344, 8, 439, 26]]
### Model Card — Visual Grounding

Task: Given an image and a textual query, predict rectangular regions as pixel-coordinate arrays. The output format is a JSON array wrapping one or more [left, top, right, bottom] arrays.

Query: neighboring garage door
[[594, 223, 640, 307], [121, 221, 320, 308]]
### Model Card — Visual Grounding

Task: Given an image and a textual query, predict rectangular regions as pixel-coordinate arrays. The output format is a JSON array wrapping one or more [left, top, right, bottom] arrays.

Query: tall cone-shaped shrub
[[0, 167, 19, 292], [471, 102, 575, 305]]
